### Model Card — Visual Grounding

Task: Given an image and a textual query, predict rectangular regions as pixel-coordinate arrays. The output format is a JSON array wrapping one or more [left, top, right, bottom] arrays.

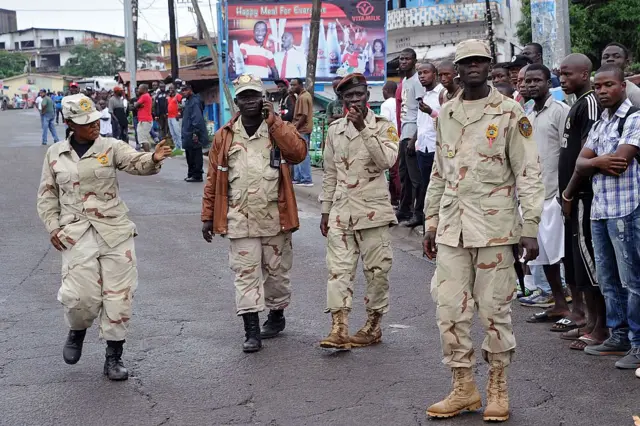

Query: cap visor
[[235, 85, 264, 95], [70, 111, 101, 125], [454, 53, 492, 64]]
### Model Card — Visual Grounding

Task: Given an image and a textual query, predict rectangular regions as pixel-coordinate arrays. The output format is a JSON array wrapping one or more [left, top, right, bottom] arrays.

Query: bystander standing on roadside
[[109, 87, 129, 143], [563, 64, 640, 370], [134, 84, 154, 152], [39, 89, 59, 145], [167, 84, 183, 155], [181, 82, 208, 182], [290, 77, 314, 187], [601, 43, 640, 107]]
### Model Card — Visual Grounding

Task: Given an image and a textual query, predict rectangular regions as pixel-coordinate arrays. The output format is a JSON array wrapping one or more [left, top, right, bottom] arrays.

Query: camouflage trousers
[[432, 243, 516, 368], [229, 232, 293, 315], [58, 227, 137, 341], [325, 225, 392, 313]]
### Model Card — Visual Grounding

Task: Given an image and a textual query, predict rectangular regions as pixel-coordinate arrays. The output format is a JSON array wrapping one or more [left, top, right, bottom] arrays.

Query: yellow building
[[1, 73, 74, 96], [160, 35, 198, 69]]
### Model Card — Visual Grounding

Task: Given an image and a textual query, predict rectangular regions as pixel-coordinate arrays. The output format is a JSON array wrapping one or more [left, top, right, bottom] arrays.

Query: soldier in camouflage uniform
[[36, 94, 173, 381], [423, 40, 544, 421], [202, 74, 307, 353], [319, 74, 399, 350]]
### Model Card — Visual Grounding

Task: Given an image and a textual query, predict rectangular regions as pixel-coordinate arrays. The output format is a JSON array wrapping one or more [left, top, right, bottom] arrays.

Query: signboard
[[226, 0, 387, 82]]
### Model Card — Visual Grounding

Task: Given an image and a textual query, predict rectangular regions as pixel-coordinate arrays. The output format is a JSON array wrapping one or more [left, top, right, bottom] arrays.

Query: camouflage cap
[[233, 74, 265, 95], [62, 94, 101, 125], [454, 39, 492, 64], [336, 73, 367, 94]]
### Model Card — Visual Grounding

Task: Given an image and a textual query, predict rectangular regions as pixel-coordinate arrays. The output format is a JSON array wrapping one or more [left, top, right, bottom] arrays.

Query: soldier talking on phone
[[201, 74, 307, 353], [319, 73, 399, 350]]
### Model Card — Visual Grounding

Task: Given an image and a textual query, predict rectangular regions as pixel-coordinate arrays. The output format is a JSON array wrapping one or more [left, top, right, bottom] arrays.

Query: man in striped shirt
[[563, 65, 640, 370], [557, 54, 603, 338], [239, 21, 279, 80]]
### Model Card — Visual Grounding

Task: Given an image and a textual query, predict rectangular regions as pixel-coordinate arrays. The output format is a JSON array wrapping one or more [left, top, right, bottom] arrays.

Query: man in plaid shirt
[[562, 64, 640, 373]]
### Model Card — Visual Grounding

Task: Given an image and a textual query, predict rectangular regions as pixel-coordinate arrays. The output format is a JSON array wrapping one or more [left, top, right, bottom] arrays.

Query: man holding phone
[[319, 73, 399, 350], [201, 74, 308, 353]]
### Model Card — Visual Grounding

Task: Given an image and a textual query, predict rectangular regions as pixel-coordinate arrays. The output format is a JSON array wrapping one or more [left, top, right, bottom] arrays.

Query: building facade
[[0, 28, 164, 73], [386, 0, 523, 72]]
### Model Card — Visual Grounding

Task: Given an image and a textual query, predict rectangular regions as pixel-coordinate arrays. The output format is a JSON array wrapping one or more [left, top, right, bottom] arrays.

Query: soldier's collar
[[449, 87, 504, 126]]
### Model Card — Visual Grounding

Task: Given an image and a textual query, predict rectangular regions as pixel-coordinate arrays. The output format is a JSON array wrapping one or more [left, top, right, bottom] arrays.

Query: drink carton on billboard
[[226, 0, 387, 82]]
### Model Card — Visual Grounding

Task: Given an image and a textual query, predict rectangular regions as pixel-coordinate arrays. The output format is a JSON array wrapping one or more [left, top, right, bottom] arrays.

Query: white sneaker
[[636, 367, 640, 378], [299, 183, 313, 187]]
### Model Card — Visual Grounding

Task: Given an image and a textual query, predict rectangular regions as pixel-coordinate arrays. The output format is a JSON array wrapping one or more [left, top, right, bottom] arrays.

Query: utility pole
[[484, 0, 496, 62], [305, 0, 322, 96], [190, 0, 236, 113], [168, 0, 179, 79], [531, 0, 570, 70], [124, 0, 138, 92]]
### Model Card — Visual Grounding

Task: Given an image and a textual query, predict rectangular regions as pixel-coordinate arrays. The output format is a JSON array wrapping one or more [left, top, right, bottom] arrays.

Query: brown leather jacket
[[201, 113, 308, 235]]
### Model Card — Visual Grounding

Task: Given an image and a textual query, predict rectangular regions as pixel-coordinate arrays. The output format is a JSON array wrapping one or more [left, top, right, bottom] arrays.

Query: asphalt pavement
[[0, 108, 637, 426]]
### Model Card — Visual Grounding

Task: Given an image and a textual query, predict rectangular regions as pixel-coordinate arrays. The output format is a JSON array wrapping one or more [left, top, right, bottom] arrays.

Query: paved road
[[0, 109, 637, 426]]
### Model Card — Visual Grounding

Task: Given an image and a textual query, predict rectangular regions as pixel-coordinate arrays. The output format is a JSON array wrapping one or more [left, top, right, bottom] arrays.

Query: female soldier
[[36, 94, 172, 381]]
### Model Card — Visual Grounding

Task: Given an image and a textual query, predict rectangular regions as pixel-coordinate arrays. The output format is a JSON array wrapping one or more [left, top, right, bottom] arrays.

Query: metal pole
[[124, 0, 137, 93], [191, 0, 237, 113], [217, 0, 226, 126], [132, 0, 139, 90], [168, 0, 179, 79], [485, 0, 496, 62], [305, 0, 322, 96]]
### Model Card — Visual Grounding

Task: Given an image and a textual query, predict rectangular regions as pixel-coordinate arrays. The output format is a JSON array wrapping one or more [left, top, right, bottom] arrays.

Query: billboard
[[226, 0, 387, 82]]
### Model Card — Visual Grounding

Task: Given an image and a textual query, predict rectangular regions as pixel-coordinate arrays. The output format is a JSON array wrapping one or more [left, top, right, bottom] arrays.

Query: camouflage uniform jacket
[[425, 87, 544, 248], [321, 109, 399, 230], [37, 137, 161, 248]]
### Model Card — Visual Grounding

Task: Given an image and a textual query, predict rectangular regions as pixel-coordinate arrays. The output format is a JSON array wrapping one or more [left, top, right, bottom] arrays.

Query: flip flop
[[550, 317, 584, 332], [569, 340, 589, 350], [560, 328, 585, 341], [527, 311, 564, 323], [578, 334, 604, 346]]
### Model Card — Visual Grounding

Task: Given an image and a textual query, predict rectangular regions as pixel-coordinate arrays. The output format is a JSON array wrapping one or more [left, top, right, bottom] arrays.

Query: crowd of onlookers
[[382, 41, 639, 379]]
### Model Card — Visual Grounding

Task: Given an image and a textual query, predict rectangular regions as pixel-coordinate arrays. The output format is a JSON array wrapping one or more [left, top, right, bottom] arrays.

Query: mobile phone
[[269, 147, 281, 169], [262, 107, 270, 120]]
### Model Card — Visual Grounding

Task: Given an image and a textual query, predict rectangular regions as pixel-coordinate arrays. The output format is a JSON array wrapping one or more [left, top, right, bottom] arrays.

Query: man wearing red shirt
[[167, 84, 183, 151], [135, 84, 154, 152]]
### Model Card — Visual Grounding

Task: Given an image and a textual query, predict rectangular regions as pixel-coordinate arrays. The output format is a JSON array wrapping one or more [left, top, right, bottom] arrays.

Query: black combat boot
[[260, 309, 286, 339], [242, 313, 262, 353], [104, 340, 129, 381], [63, 329, 87, 365]]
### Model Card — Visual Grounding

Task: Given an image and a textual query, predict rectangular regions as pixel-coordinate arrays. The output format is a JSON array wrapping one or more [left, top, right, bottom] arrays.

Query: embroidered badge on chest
[[97, 154, 109, 165], [486, 124, 499, 148]]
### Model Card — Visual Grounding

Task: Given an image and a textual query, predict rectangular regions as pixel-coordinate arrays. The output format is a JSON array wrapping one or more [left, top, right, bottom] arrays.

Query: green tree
[[61, 39, 159, 77], [0, 51, 28, 79], [516, 0, 532, 46], [517, 0, 640, 68]]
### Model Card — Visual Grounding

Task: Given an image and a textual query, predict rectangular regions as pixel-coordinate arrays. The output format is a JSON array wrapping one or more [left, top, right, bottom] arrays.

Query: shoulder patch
[[386, 126, 399, 142], [518, 117, 533, 138]]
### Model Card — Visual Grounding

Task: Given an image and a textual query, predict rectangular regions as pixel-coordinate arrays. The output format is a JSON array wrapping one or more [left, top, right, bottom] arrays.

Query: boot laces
[[449, 369, 468, 397], [488, 366, 506, 403]]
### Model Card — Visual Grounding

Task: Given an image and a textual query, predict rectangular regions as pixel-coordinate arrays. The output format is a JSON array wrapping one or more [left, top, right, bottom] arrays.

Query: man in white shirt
[[379, 81, 397, 122], [275, 32, 307, 79], [35, 92, 43, 112], [409, 62, 442, 228]]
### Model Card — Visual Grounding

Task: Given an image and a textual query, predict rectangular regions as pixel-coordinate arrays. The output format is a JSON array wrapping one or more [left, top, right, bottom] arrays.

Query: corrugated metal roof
[[179, 69, 218, 81], [117, 70, 169, 83]]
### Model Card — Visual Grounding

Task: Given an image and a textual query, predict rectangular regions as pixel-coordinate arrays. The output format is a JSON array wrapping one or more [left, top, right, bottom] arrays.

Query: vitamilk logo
[[353, 0, 380, 21]]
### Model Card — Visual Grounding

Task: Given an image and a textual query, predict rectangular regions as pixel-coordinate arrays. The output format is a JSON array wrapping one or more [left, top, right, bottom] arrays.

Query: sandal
[[560, 328, 585, 341], [527, 311, 564, 323], [550, 317, 584, 332], [578, 334, 604, 346], [569, 340, 589, 350]]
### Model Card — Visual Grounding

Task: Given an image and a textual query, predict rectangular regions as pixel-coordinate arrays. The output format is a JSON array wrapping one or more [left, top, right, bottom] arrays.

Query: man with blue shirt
[[54, 91, 64, 124], [521, 43, 561, 88], [562, 64, 640, 371]]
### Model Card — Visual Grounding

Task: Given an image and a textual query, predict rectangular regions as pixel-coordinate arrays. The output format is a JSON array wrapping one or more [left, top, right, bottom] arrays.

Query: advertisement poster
[[226, 0, 387, 82]]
